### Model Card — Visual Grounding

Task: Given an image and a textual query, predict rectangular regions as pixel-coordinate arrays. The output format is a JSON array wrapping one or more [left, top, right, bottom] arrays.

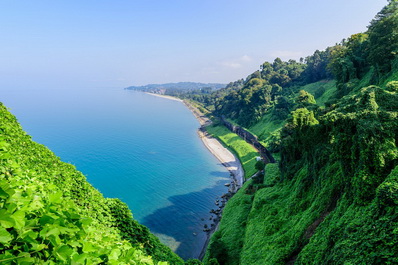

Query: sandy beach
[[145, 92, 184, 102], [197, 129, 244, 188], [184, 101, 244, 188]]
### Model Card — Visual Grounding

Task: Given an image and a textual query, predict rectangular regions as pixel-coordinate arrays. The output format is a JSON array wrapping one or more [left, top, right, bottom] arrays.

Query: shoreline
[[145, 92, 184, 102], [146, 92, 244, 188], [145, 92, 245, 260], [182, 101, 244, 187], [196, 128, 244, 188]]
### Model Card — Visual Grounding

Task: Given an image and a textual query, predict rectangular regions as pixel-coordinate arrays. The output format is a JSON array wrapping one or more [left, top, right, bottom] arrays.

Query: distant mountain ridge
[[125, 82, 226, 94]]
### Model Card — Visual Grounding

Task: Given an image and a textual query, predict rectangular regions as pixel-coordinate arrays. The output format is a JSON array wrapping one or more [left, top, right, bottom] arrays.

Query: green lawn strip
[[206, 124, 259, 178]]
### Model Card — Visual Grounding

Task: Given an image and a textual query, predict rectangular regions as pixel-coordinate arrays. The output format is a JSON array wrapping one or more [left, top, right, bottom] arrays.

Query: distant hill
[[124, 82, 226, 94]]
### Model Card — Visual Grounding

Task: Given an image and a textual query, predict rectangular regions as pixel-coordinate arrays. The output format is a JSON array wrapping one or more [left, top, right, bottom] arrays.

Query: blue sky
[[0, 0, 387, 89]]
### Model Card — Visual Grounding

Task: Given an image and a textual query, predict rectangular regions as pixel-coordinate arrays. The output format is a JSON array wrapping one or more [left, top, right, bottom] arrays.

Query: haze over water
[[1, 88, 230, 259]]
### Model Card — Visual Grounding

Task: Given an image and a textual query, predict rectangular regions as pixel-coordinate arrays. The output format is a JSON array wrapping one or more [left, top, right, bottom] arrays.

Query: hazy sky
[[0, 0, 388, 90]]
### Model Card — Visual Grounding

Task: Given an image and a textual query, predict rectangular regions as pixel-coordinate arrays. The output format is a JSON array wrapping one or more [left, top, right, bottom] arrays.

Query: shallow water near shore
[[1, 88, 230, 259]]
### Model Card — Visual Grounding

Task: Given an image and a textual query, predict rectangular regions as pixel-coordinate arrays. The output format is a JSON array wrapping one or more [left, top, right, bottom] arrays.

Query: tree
[[386, 81, 398, 92], [302, 49, 333, 83], [292, 108, 319, 128], [367, 0, 398, 73], [328, 34, 370, 85], [208, 258, 220, 265], [297, 90, 316, 105], [185, 259, 203, 265], [255, 160, 265, 171]]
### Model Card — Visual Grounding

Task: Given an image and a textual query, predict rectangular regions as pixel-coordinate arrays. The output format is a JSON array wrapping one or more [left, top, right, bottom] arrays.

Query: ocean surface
[[1, 87, 230, 259]]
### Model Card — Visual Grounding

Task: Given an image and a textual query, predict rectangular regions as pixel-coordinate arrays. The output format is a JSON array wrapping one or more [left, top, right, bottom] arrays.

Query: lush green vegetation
[[204, 181, 255, 265], [204, 1, 398, 264], [206, 124, 259, 178], [2, 1, 398, 264], [296, 80, 337, 107], [0, 103, 184, 264], [247, 111, 285, 148]]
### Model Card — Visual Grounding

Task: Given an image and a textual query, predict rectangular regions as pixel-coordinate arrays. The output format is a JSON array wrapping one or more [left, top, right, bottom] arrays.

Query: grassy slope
[[0, 104, 183, 264], [240, 163, 343, 264], [299, 80, 337, 106], [381, 58, 398, 87], [223, 78, 335, 149], [297, 168, 398, 264], [291, 85, 398, 264], [206, 124, 259, 178], [248, 111, 285, 147], [204, 74, 398, 264], [247, 80, 336, 148], [203, 80, 336, 264]]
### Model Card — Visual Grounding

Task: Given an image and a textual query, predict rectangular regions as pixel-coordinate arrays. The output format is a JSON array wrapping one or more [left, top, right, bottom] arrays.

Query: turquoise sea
[[1, 88, 230, 259]]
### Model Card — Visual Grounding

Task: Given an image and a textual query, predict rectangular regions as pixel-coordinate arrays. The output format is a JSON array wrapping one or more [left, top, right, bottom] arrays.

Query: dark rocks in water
[[224, 183, 231, 187]]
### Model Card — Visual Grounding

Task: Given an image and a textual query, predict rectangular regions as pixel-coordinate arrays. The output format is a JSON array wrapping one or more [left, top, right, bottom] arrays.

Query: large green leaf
[[0, 210, 16, 228], [0, 181, 14, 199], [0, 227, 13, 244], [108, 248, 121, 260], [55, 244, 74, 262], [48, 191, 63, 204], [82, 241, 96, 253]]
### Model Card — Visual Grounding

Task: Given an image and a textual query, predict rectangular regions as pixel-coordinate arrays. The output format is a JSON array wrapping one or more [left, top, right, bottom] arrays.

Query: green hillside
[[203, 1, 398, 264], [0, 103, 183, 264], [2, 1, 398, 265]]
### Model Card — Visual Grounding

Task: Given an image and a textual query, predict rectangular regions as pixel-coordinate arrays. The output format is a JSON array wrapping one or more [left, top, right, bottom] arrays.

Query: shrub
[[255, 160, 265, 171], [386, 81, 398, 92]]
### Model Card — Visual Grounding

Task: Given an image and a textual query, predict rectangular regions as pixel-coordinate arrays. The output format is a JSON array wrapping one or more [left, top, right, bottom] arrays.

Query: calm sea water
[[1, 88, 230, 259]]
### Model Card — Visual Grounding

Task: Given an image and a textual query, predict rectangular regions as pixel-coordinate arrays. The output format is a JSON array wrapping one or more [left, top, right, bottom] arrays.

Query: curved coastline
[[144, 92, 184, 102], [145, 92, 244, 187], [196, 128, 244, 189], [145, 92, 245, 260]]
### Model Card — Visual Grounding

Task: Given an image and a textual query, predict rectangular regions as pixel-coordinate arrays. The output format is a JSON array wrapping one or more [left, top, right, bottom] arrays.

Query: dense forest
[[1, 1, 398, 264], [199, 1, 398, 264]]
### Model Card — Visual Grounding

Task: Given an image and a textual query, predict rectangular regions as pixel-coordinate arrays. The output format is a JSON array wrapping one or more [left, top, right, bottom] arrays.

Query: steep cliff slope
[[205, 68, 398, 265], [204, 2, 398, 264], [0, 103, 183, 264]]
